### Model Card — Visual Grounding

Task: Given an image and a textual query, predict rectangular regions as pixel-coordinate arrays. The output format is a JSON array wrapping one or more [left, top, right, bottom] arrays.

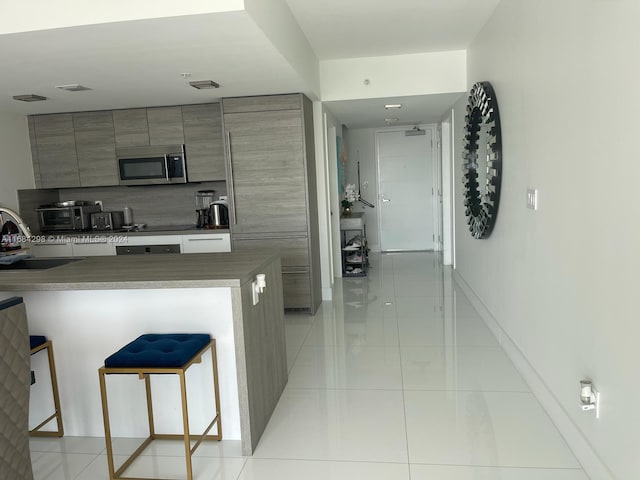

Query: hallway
[[29, 252, 589, 479]]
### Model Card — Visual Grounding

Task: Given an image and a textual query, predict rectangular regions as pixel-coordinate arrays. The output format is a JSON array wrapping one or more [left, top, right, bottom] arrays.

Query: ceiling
[[0, 1, 500, 127], [285, 0, 501, 60], [324, 93, 464, 129]]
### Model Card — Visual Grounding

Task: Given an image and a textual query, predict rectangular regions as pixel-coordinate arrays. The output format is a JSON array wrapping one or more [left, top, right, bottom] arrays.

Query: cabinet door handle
[[187, 238, 223, 242], [226, 131, 238, 225]]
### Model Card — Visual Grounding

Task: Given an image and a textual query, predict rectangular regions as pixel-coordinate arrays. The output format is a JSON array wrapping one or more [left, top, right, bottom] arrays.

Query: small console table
[[340, 212, 368, 277]]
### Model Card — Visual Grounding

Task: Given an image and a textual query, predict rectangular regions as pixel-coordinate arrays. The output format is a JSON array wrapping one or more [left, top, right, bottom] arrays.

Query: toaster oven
[[36, 204, 102, 232]]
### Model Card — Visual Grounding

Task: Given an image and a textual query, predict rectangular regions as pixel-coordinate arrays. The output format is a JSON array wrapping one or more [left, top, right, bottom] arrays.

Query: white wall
[[0, 113, 34, 210], [321, 50, 466, 102], [245, 0, 320, 99], [456, 1, 640, 479]]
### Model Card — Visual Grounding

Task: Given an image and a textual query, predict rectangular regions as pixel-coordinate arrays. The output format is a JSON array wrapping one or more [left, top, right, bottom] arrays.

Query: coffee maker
[[195, 190, 215, 228]]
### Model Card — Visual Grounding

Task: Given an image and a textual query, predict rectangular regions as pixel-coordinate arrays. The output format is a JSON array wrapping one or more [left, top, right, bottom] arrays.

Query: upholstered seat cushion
[[29, 335, 47, 350], [104, 334, 211, 368]]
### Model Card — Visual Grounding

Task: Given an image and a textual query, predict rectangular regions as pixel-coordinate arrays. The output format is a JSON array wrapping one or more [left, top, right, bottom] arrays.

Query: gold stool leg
[[211, 340, 222, 440], [30, 340, 64, 437], [98, 368, 117, 480], [179, 371, 193, 480]]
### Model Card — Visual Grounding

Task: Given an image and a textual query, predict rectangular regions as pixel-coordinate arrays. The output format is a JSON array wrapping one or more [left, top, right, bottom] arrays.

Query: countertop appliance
[[208, 200, 229, 228], [116, 144, 187, 186], [91, 211, 125, 231], [36, 203, 102, 232], [196, 190, 216, 228]]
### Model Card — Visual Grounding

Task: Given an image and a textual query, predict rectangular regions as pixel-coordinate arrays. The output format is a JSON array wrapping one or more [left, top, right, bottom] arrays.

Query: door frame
[[374, 123, 439, 252]]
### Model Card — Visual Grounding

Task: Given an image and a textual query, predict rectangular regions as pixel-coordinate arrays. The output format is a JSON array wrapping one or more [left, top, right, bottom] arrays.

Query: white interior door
[[377, 127, 434, 251]]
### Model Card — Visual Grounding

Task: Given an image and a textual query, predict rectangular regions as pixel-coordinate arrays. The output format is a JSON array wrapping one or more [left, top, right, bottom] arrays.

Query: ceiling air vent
[[13, 94, 47, 102], [55, 84, 92, 91], [189, 80, 220, 90]]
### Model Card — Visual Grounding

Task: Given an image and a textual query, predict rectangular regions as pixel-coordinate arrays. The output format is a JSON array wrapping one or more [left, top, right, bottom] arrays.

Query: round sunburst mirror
[[462, 81, 502, 239]]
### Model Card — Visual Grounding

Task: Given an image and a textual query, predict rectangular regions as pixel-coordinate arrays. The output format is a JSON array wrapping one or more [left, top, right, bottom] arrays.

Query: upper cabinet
[[31, 114, 81, 188], [147, 106, 184, 145], [182, 103, 226, 181], [113, 109, 149, 147], [29, 103, 225, 188], [73, 111, 118, 186]]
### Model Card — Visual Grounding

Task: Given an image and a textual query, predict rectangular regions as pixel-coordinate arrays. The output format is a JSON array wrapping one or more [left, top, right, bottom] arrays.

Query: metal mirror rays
[[462, 81, 502, 239]]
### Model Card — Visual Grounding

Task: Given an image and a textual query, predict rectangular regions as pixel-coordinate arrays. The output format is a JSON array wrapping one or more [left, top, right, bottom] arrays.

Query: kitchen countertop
[[32, 225, 230, 238], [0, 252, 276, 291]]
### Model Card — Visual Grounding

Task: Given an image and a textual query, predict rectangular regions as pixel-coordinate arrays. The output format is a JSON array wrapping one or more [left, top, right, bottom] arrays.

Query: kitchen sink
[[0, 258, 82, 271]]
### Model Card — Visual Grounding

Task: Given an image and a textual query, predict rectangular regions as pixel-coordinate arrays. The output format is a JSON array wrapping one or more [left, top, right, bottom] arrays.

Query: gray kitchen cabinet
[[182, 103, 226, 181], [113, 108, 149, 147], [223, 109, 307, 234], [28, 102, 226, 188], [223, 94, 321, 312], [73, 111, 118, 186], [147, 106, 184, 146], [31, 114, 80, 188], [231, 235, 309, 267]]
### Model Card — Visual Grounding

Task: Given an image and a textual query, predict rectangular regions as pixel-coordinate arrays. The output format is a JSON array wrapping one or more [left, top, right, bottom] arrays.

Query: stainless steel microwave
[[116, 144, 187, 186]]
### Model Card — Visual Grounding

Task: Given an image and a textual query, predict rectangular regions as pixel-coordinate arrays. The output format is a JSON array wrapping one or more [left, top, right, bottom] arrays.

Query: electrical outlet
[[526, 188, 538, 210], [251, 280, 259, 305]]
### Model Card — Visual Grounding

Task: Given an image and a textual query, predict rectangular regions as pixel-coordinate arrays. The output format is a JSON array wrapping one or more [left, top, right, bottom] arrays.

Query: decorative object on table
[[1, 220, 21, 251], [342, 183, 358, 216], [462, 81, 502, 239]]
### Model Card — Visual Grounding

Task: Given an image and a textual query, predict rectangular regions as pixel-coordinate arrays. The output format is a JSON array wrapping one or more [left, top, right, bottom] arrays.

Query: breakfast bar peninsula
[[0, 252, 287, 455]]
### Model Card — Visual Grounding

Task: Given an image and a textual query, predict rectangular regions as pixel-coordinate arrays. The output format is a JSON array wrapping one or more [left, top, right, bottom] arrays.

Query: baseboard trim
[[452, 270, 614, 480]]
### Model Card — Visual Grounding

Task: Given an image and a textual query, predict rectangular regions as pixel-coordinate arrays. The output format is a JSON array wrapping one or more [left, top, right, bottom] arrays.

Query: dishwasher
[[116, 244, 181, 255]]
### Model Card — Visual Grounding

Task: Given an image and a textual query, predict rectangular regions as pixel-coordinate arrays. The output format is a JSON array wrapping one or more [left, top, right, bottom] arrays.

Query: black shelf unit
[[340, 213, 368, 277]]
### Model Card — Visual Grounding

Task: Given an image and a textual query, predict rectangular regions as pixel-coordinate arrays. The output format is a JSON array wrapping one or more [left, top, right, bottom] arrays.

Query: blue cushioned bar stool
[[98, 334, 222, 480], [29, 335, 64, 437]]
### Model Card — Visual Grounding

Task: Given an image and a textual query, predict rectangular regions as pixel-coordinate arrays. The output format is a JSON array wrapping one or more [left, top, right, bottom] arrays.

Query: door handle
[[381, 196, 391, 203], [226, 131, 238, 225]]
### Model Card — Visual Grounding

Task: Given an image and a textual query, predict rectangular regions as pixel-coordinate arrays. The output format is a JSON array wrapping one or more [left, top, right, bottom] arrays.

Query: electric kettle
[[208, 201, 229, 228]]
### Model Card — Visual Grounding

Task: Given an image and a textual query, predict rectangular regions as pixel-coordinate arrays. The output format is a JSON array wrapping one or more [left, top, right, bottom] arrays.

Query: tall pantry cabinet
[[222, 94, 321, 313]]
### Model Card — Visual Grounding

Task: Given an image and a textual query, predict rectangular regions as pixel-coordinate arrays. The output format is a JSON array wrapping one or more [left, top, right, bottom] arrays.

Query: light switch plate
[[527, 188, 538, 210]]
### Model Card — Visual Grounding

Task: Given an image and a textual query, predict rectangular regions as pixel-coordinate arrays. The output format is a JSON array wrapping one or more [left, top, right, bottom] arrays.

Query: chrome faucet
[[0, 206, 33, 238]]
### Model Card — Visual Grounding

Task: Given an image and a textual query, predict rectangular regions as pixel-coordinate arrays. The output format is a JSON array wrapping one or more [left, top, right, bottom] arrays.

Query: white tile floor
[[30, 252, 589, 480]]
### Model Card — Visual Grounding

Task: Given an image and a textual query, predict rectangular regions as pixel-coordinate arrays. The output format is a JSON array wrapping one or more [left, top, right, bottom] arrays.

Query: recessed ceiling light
[[55, 84, 92, 92], [384, 117, 399, 123], [385, 104, 402, 109], [189, 80, 220, 90], [13, 94, 47, 102]]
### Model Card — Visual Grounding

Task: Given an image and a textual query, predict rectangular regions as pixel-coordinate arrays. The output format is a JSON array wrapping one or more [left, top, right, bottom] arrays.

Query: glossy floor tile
[[410, 464, 589, 479], [400, 346, 529, 392], [29, 252, 588, 480], [31, 451, 99, 480], [404, 390, 581, 468], [252, 388, 408, 462], [288, 345, 403, 389], [239, 458, 410, 480]]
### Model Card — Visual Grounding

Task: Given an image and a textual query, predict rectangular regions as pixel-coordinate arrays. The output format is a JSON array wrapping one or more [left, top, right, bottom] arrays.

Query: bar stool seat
[[99, 333, 222, 480], [29, 335, 64, 437]]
